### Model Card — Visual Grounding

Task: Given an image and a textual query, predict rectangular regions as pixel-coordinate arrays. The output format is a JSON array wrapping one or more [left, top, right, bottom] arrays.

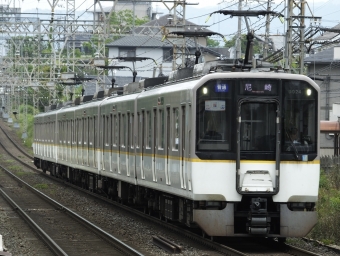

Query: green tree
[[6, 36, 47, 60], [224, 34, 262, 55], [207, 37, 220, 48], [110, 9, 149, 28], [78, 10, 150, 58]]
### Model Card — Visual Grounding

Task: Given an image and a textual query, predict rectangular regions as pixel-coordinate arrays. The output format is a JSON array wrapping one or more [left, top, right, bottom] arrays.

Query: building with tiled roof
[[106, 14, 228, 78]]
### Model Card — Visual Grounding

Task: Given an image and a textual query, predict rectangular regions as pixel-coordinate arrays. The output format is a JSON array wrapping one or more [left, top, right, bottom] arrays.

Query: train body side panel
[[99, 94, 138, 185], [134, 80, 197, 196]]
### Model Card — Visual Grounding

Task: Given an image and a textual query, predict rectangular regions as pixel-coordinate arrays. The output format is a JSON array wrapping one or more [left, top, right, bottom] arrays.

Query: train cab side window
[[196, 80, 232, 152], [173, 108, 179, 150], [282, 80, 317, 154]]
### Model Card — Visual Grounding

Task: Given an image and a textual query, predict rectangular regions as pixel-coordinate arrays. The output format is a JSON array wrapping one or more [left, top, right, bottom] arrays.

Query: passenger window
[[112, 115, 117, 146], [136, 113, 140, 148], [131, 114, 134, 149], [121, 114, 126, 147], [159, 109, 164, 149], [146, 111, 151, 149], [106, 115, 109, 146], [173, 108, 179, 150]]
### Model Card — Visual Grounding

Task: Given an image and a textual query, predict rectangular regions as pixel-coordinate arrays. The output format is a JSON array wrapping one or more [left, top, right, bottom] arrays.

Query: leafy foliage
[[110, 9, 149, 28], [207, 37, 220, 48], [6, 36, 48, 59], [224, 34, 262, 55]]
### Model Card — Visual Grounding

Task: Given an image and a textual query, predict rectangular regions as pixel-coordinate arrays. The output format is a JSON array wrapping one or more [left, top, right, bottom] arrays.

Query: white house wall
[[108, 46, 179, 78]]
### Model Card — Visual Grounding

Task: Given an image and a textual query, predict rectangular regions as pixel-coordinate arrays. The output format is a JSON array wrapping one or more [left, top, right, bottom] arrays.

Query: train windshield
[[240, 102, 277, 151], [196, 78, 318, 157], [196, 80, 232, 151], [282, 80, 317, 154]]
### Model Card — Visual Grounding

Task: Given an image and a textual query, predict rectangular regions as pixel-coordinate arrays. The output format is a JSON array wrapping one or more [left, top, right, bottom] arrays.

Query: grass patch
[[16, 171, 30, 176], [9, 165, 22, 172], [34, 184, 48, 189], [309, 168, 340, 244]]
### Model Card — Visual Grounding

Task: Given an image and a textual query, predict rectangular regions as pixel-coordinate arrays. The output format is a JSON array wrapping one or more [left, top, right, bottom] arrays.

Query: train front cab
[[192, 73, 319, 238]]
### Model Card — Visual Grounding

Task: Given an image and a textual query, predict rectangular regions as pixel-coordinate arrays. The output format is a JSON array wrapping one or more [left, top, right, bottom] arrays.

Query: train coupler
[[247, 197, 271, 235]]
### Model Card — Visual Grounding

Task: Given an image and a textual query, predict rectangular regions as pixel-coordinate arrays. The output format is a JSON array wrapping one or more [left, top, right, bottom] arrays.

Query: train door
[[129, 113, 135, 178], [156, 108, 166, 184], [180, 105, 186, 189], [143, 111, 152, 180], [140, 111, 145, 179], [170, 108, 181, 188], [81, 117, 85, 165], [135, 112, 141, 178], [85, 117, 89, 166], [47, 122, 50, 158], [126, 112, 130, 177], [111, 114, 118, 172], [88, 117, 93, 167], [103, 115, 110, 171], [120, 113, 127, 175], [118, 113, 122, 174], [93, 116, 97, 168], [62, 120, 65, 160], [76, 118, 79, 164], [67, 120, 71, 161], [65, 120, 68, 161], [109, 114, 113, 172], [236, 99, 279, 194], [101, 115, 105, 170], [152, 108, 157, 182], [57, 120, 61, 159], [70, 120, 73, 164], [165, 107, 171, 185]]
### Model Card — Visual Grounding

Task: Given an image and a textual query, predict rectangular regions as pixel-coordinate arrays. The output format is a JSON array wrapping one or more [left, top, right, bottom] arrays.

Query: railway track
[[0, 162, 143, 256], [0, 120, 331, 256]]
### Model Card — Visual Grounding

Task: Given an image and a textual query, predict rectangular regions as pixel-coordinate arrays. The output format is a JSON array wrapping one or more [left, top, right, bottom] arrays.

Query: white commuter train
[[33, 61, 320, 239]]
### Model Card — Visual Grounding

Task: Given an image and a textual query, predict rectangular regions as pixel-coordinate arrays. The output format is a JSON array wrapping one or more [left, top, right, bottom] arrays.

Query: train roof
[[37, 58, 320, 115]]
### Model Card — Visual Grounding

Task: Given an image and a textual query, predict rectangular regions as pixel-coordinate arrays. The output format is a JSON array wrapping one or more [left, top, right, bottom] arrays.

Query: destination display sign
[[240, 80, 278, 95]]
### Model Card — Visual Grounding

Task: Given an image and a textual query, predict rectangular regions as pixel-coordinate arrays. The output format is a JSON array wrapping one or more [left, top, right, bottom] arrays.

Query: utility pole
[[284, 0, 306, 74], [161, 0, 196, 70], [263, 0, 272, 58], [236, 0, 242, 59]]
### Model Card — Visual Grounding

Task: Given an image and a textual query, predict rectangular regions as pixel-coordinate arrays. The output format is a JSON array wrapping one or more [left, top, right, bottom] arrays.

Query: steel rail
[[0, 150, 144, 256]]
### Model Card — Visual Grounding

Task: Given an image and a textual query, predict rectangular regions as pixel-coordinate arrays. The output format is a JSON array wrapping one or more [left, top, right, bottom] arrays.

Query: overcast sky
[[8, 0, 340, 43]]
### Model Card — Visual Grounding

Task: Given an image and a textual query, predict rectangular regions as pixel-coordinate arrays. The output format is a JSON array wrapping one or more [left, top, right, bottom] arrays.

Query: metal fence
[[320, 156, 340, 171]]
